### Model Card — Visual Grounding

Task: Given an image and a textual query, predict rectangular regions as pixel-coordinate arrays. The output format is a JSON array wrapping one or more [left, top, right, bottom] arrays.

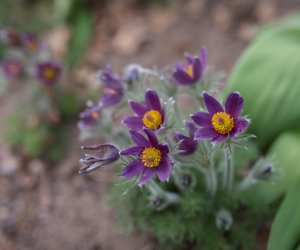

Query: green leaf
[[225, 14, 300, 149], [66, 8, 93, 67], [268, 178, 300, 250]]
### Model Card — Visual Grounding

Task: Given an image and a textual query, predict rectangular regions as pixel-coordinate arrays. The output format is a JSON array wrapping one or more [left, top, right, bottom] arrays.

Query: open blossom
[[98, 65, 124, 108], [120, 129, 172, 185], [1, 58, 23, 79], [174, 121, 198, 155], [172, 47, 207, 85], [21, 33, 41, 53], [79, 144, 120, 174], [36, 61, 61, 85], [191, 92, 249, 142], [123, 89, 165, 130], [78, 102, 102, 130]]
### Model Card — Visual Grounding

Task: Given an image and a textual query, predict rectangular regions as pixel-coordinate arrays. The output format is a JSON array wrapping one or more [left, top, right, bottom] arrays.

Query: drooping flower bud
[[215, 208, 233, 231], [79, 144, 120, 174]]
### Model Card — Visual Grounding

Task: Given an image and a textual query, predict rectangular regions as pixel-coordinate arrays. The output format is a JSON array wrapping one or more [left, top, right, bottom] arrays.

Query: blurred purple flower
[[78, 102, 102, 130], [174, 121, 198, 155], [0, 28, 21, 47], [123, 89, 165, 130], [21, 33, 41, 53], [98, 65, 124, 108], [79, 144, 120, 174], [1, 58, 23, 79], [36, 61, 61, 85], [191, 92, 249, 143], [120, 129, 172, 185], [173, 47, 207, 85]]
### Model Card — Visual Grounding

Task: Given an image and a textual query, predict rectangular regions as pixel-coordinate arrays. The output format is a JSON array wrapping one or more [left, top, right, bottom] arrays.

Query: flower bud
[[252, 162, 274, 181], [79, 144, 120, 174], [173, 170, 196, 190], [215, 208, 233, 231]]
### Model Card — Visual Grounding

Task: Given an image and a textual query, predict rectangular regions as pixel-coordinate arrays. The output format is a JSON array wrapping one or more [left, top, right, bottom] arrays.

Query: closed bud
[[215, 208, 233, 231], [251, 159, 274, 181], [173, 170, 196, 190]]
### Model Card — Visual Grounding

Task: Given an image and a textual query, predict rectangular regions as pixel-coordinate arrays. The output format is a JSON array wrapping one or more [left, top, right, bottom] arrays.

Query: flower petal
[[122, 160, 144, 178], [122, 116, 143, 130], [203, 92, 224, 114], [225, 92, 244, 119], [230, 117, 249, 139], [191, 112, 212, 127], [173, 70, 194, 85], [145, 89, 161, 111], [200, 47, 207, 69], [129, 101, 148, 116], [144, 129, 159, 146], [120, 146, 141, 156], [156, 157, 172, 182], [212, 134, 227, 143], [129, 130, 150, 147], [192, 57, 201, 81], [139, 168, 156, 185], [194, 127, 219, 140]]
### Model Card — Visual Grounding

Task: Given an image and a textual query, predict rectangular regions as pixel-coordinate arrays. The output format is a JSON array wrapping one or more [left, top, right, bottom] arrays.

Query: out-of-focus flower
[[120, 129, 172, 185], [36, 61, 61, 85], [1, 58, 23, 79], [21, 33, 41, 53], [78, 101, 102, 130], [174, 121, 198, 155], [191, 92, 249, 142], [215, 208, 233, 231], [123, 64, 141, 84], [79, 144, 120, 174], [98, 65, 124, 108], [0, 28, 21, 47], [123, 89, 165, 130], [172, 47, 207, 85]]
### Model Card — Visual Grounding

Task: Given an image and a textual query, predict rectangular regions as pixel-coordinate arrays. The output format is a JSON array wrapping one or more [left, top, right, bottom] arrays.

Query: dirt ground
[[1, 0, 300, 249]]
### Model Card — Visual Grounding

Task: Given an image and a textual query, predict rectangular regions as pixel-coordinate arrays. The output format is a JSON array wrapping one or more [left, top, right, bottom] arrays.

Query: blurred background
[[0, 0, 300, 249]]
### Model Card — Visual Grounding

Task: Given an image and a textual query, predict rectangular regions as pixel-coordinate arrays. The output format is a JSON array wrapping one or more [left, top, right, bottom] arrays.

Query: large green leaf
[[226, 14, 300, 149], [268, 178, 300, 250]]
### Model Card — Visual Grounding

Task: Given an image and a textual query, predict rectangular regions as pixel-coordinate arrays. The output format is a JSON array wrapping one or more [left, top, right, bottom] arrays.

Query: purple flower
[[21, 33, 41, 53], [1, 58, 23, 79], [36, 61, 61, 85], [172, 47, 207, 85], [191, 92, 249, 142], [174, 121, 198, 155], [79, 144, 120, 174], [98, 65, 124, 108], [123, 89, 165, 130], [78, 102, 102, 130], [120, 129, 172, 185], [0, 28, 21, 47]]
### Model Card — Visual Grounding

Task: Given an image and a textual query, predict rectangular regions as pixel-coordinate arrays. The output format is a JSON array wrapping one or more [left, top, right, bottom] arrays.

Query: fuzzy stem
[[227, 148, 234, 190]]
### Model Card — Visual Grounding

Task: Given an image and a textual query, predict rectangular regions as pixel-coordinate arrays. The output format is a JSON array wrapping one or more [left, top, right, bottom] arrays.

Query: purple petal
[[158, 144, 169, 154], [129, 101, 148, 116], [185, 121, 197, 134], [194, 127, 219, 140], [174, 133, 188, 142], [145, 90, 161, 111], [144, 129, 159, 146], [230, 117, 249, 139], [184, 53, 194, 64], [122, 116, 143, 130], [192, 57, 201, 81], [200, 47, 207, 69], [130, 130, 150, 147], [212, 134, 227, 143], [203, 92, 224, 114], [139, 168, 156, 185], [173, 70, 194, 85], [156, 157, 172, 182], [178, 138, 197, 155], [122, 160, 144, 178], [225, 92, 244, 119], [191, 112, 212, 127], [120, 146, 141, 156]]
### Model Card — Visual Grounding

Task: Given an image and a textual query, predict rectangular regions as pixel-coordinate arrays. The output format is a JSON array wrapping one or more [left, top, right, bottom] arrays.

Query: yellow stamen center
[[26, 41, 38, 52], [91, 111, 100, 120], [43, 68, 56, 80], [211, 112, 234, 134], [142, 110, 162, 129], [141, 147, 161, 168], [184, 65, 194, 78]]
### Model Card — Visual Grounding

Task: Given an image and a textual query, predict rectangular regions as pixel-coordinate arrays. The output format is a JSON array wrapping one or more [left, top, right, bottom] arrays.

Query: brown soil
[[1, 0, 299, 249]]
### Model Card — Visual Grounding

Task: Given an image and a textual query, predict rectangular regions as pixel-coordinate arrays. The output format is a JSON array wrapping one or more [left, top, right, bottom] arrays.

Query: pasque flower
[[191, 92, 249, 142], [37, 61, 61, 85], [120, 129, 172, 185], [21, 33, 41, 53], [78, 102, 102, 130], [123, 89, 165, 130], [172, 47, 207, 85], [1, 58, 23, 79], [174, 121, 198, 155], [98, 65, 124, 108], [79, 144, 120, 174]]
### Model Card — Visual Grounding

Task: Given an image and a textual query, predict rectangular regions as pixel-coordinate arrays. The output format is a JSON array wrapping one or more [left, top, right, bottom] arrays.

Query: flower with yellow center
[[211, 112, 234, 134], [43, 68, 56, 80], [141, 147, 161, 168], [184, 65, 194, 78], [142, 110, 162, 129]]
